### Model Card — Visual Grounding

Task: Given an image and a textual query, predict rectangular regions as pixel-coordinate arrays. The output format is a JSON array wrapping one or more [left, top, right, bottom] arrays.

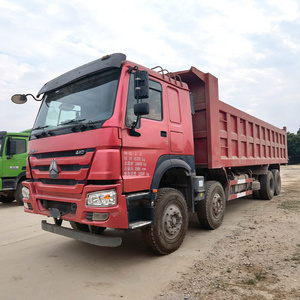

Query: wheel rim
[[163, 204, 183, 239], [212, 193, 223, 218]]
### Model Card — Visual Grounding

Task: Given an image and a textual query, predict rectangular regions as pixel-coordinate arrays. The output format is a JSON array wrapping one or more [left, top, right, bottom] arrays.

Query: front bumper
[[41, 220, 122, 247], [23, 181, 129, 229]]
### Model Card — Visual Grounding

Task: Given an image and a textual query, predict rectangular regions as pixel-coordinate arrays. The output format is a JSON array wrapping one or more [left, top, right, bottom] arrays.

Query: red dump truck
[[12, 53, 287, 254]]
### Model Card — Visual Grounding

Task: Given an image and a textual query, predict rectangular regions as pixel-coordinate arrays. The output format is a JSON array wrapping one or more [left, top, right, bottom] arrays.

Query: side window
[[143, 81, 162, 121], [15, 139, 26, 154], [125, 75, 162, 127], [6, 139, 26, 156]]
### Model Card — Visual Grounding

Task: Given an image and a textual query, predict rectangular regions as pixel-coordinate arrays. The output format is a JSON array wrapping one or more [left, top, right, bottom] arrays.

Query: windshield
[[32, 69, 121, 136]]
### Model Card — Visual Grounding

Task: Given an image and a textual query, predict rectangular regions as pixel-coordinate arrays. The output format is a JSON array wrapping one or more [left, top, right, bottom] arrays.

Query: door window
[[125, 75, 162, 127], [6, 139, 26, 156]]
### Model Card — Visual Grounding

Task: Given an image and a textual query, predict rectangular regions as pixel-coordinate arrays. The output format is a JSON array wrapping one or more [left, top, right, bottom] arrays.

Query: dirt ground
[[157, 164, 300, 300], [0, 165, 299, 299]]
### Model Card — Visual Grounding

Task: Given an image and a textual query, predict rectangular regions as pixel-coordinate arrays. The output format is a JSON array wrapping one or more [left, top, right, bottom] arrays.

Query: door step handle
[[161, 131, 167, 137]]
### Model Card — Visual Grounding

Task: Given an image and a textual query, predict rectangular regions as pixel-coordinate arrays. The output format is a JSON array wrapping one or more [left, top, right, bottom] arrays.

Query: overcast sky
[[1, 0, 299, 133]]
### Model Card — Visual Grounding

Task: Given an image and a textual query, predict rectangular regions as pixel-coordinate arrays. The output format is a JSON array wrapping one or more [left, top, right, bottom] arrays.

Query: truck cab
[[0, 130, 30, 205]]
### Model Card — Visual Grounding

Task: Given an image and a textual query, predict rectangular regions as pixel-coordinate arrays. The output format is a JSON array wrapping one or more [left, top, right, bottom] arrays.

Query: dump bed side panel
[[217, 100, 288, 168], [176, 67, 288, 169]]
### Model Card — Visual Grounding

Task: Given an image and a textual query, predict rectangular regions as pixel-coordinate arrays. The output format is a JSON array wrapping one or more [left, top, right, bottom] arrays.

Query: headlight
[[86, 189, 117, 207], [22, 186, 30, 200]]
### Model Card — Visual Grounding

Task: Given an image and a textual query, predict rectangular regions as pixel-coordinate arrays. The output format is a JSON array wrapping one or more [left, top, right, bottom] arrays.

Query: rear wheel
[[271, 169, 281, 195], [252, 189, 261, 199], [141, 188, 188, 255], [260, 171, 274, 200], [197, 181, 226, 230]]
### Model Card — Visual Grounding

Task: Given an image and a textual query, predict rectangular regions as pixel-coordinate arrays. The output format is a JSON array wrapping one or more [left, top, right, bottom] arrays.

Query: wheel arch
[[15, 171, 27, 189], [269, 163, 280, 171], [150, 156, 195, 211]]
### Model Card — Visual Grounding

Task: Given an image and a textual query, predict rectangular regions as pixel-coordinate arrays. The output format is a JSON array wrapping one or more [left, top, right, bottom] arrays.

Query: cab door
[[2, 137, 27, 179], [121, 74, 169, 193]]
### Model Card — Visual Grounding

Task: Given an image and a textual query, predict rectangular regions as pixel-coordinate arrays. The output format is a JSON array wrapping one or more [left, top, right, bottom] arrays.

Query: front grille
[[30, 148, 95, 159], [29, 147, 95, 194], [37, 179, 86, 186], [85, 212, 93, 221], [33, 164, 89, 172], [40, 199, 77, 214]]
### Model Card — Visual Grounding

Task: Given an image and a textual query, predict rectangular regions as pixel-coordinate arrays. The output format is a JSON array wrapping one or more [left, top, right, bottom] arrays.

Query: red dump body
[[177, 67, 288, 169]]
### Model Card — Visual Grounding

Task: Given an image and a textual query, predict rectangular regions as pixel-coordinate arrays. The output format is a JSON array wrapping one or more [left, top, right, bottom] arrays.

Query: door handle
[[161, 131, 167, 137]]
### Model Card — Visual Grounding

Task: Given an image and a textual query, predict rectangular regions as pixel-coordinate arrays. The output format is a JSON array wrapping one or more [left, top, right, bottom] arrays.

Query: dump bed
[[176, 67, 288, 169]]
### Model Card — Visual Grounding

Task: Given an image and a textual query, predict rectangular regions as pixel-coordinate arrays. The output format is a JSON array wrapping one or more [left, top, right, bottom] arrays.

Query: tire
[[141, 188, 188, 255], [197, 181, 226, 230], [15, 182, 24, 205], [260, 171, 274, 200], [69, 221, 106, 234], [271, 169, 281, 196], [252, 189, 261, 199]]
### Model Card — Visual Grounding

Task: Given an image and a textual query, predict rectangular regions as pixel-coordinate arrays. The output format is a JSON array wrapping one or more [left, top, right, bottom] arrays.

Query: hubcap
[[212, 193, 223, 217], [163, 204, 183, 239]]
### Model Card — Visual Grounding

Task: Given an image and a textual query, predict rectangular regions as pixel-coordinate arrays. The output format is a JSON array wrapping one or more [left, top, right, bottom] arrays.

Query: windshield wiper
[[32, 125, 49, 131], [58, 118, 86, 126], [31, 125, 50, 139], [70, 119, 102, 132]]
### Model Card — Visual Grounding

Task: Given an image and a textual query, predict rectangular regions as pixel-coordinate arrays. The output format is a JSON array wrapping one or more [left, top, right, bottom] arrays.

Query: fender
[[150, 155, 195, 191], [14, 171, 26, 189]]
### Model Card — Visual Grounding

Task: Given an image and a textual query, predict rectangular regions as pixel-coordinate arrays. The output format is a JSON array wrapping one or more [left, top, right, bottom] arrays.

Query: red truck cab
[[13, 53, 287, 254]]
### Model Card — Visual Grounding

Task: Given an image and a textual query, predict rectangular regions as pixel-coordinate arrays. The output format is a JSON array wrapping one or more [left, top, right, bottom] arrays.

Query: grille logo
[[49, 159, 59, 179], [75, 149, 85, 155]]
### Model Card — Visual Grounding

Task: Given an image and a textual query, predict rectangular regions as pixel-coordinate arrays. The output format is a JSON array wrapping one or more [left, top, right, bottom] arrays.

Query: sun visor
[[37, 53, 126, 97]]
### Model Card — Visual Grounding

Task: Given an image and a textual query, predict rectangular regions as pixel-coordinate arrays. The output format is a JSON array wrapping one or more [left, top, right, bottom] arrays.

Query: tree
[[287, 129, 300, 156]]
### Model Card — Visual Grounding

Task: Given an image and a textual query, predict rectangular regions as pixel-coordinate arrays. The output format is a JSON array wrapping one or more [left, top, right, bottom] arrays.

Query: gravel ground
[[156, 165, 300, 300]]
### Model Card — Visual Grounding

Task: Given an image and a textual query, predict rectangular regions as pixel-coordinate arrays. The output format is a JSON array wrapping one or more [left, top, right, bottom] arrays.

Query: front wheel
[[196, 181, 226, 230], [141, 188, 188, 255], [15, 182, 24, 205]]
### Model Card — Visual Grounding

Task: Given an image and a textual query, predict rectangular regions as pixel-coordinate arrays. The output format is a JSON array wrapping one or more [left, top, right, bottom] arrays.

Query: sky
[[0, 0, 299, 133]]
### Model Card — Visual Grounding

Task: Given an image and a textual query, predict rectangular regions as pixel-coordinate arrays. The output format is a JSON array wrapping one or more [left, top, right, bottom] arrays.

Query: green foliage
[[287, 129, 300, 156]]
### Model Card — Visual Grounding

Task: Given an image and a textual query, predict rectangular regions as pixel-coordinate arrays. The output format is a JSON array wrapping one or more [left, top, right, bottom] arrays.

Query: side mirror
[[11, 94, 27, 104], [134, 102, 149, 116], [11, 93, 42, 104], [134, 70, 149, 100], [129, 102, 149, 137]]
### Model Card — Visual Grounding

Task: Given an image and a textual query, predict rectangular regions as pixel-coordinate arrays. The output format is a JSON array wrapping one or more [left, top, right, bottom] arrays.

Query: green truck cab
[[0, 130, 30, 205]]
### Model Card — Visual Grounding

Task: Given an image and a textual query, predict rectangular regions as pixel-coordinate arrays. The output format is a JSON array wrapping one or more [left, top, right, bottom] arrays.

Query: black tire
[[260, 171, 274, 200], [271, 169, 281, 196], [69, 221, 106, 234], [15, 182, 24, 205], [141, 188, 188, 255], [197, 181, 226, 230], [252, 189, 261, 199]]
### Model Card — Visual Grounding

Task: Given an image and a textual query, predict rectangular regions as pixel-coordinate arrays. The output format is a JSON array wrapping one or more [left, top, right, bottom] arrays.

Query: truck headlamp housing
[[22, 186, 30, 200], [86, 189, 117, 207]]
